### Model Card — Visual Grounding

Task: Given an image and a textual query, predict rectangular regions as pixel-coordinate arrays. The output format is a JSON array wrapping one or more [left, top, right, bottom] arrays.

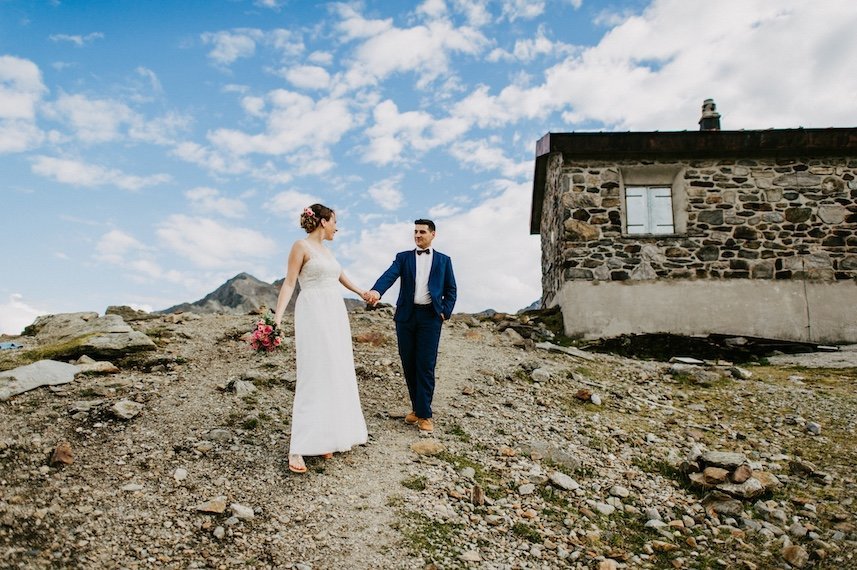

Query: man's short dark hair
[[414, 218, 436, 232]]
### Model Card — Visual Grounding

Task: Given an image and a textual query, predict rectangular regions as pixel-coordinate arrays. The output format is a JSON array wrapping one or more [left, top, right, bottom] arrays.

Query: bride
[[273, 204, 369, 474]]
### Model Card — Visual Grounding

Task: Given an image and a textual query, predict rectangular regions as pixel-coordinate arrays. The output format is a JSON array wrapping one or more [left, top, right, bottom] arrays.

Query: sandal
[[288, 454, 307, 474]]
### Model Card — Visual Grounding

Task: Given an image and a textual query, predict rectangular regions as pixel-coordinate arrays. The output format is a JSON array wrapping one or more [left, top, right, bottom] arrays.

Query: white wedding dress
[[290, 243, 368, 456]]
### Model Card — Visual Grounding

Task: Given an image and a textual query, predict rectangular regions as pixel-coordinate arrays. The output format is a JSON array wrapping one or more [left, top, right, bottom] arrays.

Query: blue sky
[[1, 0, 856, 334]]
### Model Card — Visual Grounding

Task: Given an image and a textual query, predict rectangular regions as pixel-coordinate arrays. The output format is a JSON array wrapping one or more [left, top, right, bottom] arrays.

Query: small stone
[[549, 471, 580, 491], [788, 522, 808, 538], [806, 422, 821, 435], [608, 485, 629, 498], [531, 368, 551, 382], [701, 451, 748, 469], [230, 503, 255, 520], [459, 550, 482, 562], [518, 483, 536, 495], [645, 508, 662, 521], [574, 389, 592, 401], [213, 526, 225, 540], [594, 502, 615, 516], [111, 400, 144, 420], [51, 442, 74, 465], [471, 485, 485, 506], [597, 560, 618, 570], [121, 483, 143, 492], [205, 429, 232, 442], [590, 394, 602, 406], [652, 540, 678, 552], [459, 467, 476, 479], [410, 440, 445, 456], [703, 466, 730, 484], [731, 464, 753, 484], [782, 544, 809, 568], [195, 496, 228, 514], [173, 468, 188, 481]]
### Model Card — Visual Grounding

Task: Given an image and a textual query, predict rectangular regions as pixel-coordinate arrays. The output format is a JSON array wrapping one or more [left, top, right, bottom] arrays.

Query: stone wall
[[540, 154, 857, 309]]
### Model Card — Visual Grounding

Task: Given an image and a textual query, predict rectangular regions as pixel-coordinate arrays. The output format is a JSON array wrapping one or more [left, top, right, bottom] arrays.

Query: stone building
[[530, 103, 857, 343]]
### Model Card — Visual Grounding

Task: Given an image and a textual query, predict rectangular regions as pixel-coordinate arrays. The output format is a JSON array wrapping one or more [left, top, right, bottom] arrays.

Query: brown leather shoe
[[417, 418, 434, 432], [404, 411, 418, 424]]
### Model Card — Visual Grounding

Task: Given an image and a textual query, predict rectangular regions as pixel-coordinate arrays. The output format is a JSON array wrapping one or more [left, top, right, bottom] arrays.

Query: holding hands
[[362, 290, 380, 305]]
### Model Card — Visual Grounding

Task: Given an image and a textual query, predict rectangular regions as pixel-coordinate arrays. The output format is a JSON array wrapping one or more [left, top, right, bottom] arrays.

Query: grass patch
[[511, 522, 541, 543], [20, 334, 97, 363], [437, 451, 506, 499], [446, 422, 470, 442], [399, 512, 462, 563], [401, 476, 426, 491]]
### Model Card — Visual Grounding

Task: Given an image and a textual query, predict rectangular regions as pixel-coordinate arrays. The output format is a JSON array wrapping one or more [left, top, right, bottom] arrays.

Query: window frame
[[619, 165, 687, 236]]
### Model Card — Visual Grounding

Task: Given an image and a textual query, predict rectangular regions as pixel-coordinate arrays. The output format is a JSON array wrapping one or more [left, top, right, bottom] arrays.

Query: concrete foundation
[[554, 280, 857, 344]]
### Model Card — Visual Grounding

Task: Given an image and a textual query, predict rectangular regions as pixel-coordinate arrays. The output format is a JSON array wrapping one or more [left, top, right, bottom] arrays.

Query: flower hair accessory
[[304, 207, 315, 218]]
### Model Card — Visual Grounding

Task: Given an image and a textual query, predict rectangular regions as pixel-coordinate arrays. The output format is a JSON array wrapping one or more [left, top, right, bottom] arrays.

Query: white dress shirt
[[414, 249, 432, 305]]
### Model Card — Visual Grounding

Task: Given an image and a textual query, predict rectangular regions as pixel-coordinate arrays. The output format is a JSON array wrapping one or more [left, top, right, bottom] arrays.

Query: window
[[625, 186, 674, 235]]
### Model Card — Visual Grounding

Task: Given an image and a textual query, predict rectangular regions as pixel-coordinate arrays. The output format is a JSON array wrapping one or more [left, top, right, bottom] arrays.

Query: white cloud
[[368, 176, 404, 211], [487, 26, 575, 62], [157, 215, 279, 269], [499, 0, 545, 21], [172, 141, 253, 175], [417, 0, 447, 19], [363, 99, 469, 164], [428, 203, 462, 218], [455, 0, 857, 131], [31, 156, 170, 190], [185, 186, 247, 218], [281, 65, 331, 90], [451, 0, 492, 27], [95, 229, 147, 264], [0, 294, 48, 335], [448, 137, 531, 178], [208, 90, 355, 169], [0, 56, 46, 120], [270, 189, 322, 217], [48, 32, 104, 46], [0, 120, 44, 153], [135, 66, 163, 95], [334, 6, 489, 90], [201, 28, 304, 67], [44, 93, 135, 143], [332, 4, 394, 41], [202, 29, 264, 65], [308, 51, 333, 65], [0, 55, 46, 152]]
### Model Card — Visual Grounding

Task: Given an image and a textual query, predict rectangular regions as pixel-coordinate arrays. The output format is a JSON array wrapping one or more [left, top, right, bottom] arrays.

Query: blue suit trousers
[[395, 305, 442, 419]]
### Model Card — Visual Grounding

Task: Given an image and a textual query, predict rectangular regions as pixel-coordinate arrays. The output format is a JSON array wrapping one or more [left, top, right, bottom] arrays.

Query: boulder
[[23, 312, 155, 359], [0, 360, 79, 401]]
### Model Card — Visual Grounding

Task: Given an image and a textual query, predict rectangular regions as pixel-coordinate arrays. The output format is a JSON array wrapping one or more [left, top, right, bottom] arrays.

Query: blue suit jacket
[[372, 250, 457, 322]]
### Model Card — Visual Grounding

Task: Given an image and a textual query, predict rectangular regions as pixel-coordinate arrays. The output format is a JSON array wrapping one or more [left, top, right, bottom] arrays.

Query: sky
[[1, 0, 856, 335]]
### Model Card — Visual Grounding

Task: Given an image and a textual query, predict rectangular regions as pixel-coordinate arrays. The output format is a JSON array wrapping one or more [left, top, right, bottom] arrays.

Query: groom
[[366, 219, 457, 433]]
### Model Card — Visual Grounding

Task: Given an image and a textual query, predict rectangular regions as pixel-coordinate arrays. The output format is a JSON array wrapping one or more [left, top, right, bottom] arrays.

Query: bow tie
[[416, 249, 431, 255]]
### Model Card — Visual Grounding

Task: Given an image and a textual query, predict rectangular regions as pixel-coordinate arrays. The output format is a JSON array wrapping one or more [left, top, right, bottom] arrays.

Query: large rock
[[23, 312, 155, 359], [0, 360, 79, 401]]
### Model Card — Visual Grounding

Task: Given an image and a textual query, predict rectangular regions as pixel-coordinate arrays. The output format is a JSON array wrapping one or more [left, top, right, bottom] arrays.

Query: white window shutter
[[650, 187, 674, 234], [625, 188, 647, 234], [625, 186, 674, 235]]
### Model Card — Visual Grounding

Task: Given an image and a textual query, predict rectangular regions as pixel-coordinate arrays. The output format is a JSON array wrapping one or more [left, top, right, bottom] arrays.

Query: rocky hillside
[[0, 309, 856, 569], [162, 273, 364, 315]]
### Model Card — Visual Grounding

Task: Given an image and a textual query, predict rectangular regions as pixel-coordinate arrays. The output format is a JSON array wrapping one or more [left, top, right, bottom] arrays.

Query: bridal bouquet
[[248, 313, 284, 353]]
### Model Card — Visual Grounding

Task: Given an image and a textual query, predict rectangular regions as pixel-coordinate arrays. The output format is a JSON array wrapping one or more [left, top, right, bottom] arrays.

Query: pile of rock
[[685, 450, 781, 500]]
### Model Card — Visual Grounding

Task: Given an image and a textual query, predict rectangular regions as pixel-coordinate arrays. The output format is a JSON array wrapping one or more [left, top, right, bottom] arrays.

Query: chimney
[[699, 98, 721, 131]]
